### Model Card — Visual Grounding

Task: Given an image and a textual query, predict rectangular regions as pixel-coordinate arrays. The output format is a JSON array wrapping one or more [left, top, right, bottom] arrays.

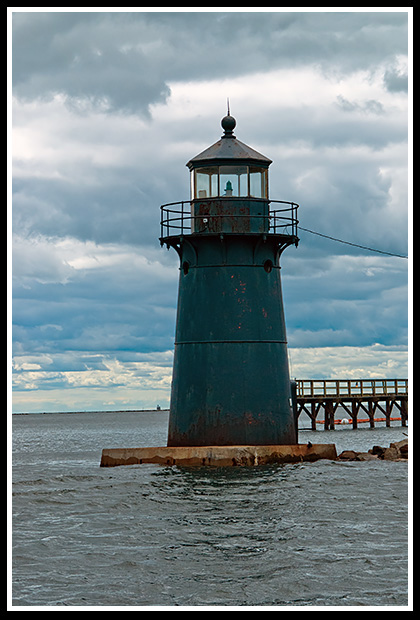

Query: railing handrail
[[295, 378, 408, 398], [160, 199, 299, 239]]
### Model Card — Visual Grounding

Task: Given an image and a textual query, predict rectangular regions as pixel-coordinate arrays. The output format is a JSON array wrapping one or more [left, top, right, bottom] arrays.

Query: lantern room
[[187, 114, 271, 200], [191, 163, 268, 200], [159, 112, 299, 242], [186, 114, 272, 234]]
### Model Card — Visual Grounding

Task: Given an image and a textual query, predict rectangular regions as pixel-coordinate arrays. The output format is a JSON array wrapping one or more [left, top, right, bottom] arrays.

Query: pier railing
[[296, 379, 408, 399], [295, 379, 408, 430]]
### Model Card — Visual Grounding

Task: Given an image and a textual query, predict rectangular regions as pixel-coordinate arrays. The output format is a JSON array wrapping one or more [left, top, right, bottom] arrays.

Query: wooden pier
[[295, 379, 408, 430]]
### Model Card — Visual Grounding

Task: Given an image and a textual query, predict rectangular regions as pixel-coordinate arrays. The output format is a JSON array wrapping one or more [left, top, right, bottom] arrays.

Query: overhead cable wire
[[298, 226, 408, 259]]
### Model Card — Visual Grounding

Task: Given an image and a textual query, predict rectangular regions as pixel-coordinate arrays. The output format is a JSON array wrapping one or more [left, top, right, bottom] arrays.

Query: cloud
[[12, 11, 408, 114], [12, 351, 174, 412], [12, 12, 170, 115], [335, 95, 385, 115], [12, 235, 179, 358], [11, 10, 410, 412], [282, 253, 408, 348], [383, 56, 409, 93], [12, 65, 408, 253], [288, 343, 408, 380]]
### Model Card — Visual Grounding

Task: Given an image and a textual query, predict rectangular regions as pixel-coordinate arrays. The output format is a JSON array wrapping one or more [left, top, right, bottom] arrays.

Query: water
[[11, 411, 410, 608]]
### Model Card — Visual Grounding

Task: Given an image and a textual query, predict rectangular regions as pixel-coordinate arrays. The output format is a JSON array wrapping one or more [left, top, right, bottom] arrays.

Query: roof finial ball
[[221, 99, 236, 137]]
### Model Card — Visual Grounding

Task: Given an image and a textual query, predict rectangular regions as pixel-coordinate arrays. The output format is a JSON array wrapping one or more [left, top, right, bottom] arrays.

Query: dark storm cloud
[[12, 12, 169, 114], [12, 175, 161, 245], [12, 235, 179, 358], [281, 253, 408, 348], [383, 66, 409, 92], [12, 11, 408, 114]]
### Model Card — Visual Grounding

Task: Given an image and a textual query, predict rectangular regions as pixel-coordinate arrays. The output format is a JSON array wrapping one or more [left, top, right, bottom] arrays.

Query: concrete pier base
[[100, 443, 337, 468]]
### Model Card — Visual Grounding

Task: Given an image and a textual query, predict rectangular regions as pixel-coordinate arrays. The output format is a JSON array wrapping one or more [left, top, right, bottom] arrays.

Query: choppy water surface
[[12, 411, 410, 608]]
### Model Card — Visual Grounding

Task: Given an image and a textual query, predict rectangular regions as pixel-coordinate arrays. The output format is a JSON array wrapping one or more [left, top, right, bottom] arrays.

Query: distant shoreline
[[12, 409, 170, 416]]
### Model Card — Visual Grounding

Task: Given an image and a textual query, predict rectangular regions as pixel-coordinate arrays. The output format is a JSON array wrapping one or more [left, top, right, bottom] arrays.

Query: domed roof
[[186, 114, 272, 169]]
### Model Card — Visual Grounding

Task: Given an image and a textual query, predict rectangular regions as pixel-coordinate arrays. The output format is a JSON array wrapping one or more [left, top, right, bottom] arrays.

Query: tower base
[[100, 443, 337, 467]]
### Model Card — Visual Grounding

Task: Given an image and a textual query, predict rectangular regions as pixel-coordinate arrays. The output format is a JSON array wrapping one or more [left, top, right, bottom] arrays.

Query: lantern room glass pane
[[249, 166, 267, 198], [195, 166, 218, 198], [219, 165, 248, 197]]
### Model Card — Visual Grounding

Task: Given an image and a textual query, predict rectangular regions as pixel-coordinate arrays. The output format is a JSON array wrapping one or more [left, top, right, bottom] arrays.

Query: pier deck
[[295, 379, 408, 430]]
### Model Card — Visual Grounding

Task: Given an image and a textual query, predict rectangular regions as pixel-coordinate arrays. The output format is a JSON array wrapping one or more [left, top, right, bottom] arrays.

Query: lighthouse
[[161, 112, 300, 447], [101, 113, 338, 466]]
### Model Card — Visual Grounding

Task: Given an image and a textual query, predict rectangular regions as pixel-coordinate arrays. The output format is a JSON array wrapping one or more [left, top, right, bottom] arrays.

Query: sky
[[10, 8, 411, 413]]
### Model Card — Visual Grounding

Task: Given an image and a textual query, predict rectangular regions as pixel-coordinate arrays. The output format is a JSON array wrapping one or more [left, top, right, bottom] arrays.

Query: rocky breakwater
[[338, 438, 408, 462]]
